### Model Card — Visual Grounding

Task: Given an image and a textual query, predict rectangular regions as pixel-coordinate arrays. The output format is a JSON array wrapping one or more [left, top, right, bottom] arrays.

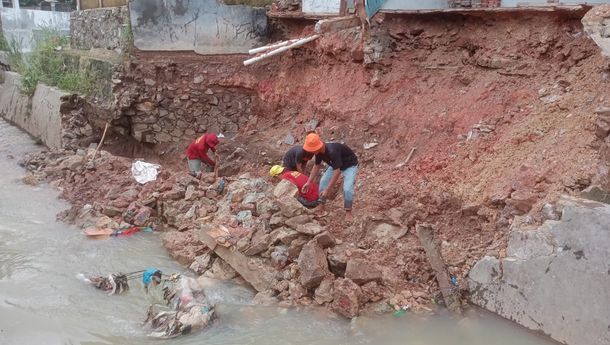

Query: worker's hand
[[302, 182, 310, 193], [320, 189, 328, 199]]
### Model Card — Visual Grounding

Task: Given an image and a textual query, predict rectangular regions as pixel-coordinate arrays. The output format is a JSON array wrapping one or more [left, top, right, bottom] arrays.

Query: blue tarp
[[365, 0, 387, 18]]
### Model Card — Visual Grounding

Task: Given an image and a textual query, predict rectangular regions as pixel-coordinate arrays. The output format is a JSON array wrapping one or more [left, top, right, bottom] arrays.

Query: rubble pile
[[20, 148, 452, 317]]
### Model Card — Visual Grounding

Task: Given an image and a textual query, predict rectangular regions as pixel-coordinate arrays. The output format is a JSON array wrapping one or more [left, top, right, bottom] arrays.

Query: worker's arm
[[321, 169, 341, 198], [303, 163, 320, 193], [200, 153, 216, 167]]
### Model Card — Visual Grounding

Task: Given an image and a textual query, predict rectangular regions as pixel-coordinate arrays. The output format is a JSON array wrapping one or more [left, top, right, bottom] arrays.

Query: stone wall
[[70, 6, 130, 53], [129, 0, 268, 54], [469, 195, 610, 345], [114, 55, 259, 144], [0, 8, 70, 53]]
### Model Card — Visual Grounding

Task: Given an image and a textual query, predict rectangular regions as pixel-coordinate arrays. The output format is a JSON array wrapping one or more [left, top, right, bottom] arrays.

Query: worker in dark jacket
[[282, 146, 313, 173], [186, 133, 219, 177], [302, 133, 359, 218]]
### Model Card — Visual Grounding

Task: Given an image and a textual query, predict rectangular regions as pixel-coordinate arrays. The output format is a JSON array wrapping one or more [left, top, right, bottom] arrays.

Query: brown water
[[0, 119, 558, 345]]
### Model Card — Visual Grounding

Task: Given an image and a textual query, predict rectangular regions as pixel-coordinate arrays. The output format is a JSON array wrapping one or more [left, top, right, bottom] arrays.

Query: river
[[0, 119, 557, 345]]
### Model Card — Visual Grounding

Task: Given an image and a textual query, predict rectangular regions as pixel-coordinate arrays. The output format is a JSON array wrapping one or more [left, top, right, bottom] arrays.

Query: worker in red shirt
[[269, 165, 320, 208], [186, 133, 219, 177]]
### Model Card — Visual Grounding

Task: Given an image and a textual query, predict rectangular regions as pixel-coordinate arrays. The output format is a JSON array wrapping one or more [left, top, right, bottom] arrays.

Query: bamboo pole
[[243, 35, 320, 66], [90, 122, 109, 164]]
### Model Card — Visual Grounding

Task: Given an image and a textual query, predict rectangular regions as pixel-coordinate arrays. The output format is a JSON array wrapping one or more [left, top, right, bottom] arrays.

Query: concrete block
[[469, 196, 610, 345]]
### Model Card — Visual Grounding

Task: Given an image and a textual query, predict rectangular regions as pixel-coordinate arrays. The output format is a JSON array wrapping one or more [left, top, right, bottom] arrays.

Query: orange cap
[[303, 133, 323, 153]]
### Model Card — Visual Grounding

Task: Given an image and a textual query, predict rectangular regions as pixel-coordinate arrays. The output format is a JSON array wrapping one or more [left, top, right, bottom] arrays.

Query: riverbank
[[0, 118, 558, 345]]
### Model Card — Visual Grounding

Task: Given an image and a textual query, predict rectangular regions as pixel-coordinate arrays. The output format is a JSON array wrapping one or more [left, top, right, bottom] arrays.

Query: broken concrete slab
[[197, 225, 276, 292], [469, 196, 610, 345]]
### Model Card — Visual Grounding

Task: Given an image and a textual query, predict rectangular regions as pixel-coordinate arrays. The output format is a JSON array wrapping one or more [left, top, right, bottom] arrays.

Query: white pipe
[[243, 35, 320, 66], [249, 39, 295, 55]]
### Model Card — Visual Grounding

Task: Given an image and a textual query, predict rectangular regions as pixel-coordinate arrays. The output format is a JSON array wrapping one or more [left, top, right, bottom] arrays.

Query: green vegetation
[[222, 0, 273, 7], [8, 28, 103, 97]]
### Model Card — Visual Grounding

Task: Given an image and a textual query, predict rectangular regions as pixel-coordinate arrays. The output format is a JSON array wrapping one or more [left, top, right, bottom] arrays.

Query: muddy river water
[[0, 120, 557, 345]]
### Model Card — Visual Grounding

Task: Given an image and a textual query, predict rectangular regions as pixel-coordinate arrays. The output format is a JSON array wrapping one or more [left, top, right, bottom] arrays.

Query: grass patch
[[10, 28, 104, 97]]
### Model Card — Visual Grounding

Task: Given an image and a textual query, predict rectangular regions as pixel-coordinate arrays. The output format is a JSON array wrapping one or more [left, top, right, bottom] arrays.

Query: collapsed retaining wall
[[468, 195, 610, 345], [129, 0, 268, 54], [114, 54, 258, 144], [0, 71, 73, 149]]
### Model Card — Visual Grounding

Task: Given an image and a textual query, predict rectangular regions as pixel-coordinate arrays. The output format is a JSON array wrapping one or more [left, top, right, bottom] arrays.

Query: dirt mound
[[19, 9, 610, 317]]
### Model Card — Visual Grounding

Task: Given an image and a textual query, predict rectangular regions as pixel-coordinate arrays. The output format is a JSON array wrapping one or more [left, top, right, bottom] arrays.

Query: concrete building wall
[[0, 8, 70, 53], [469, 195, 610, 345], [129, 0, 267, 54], [0, 72, 68, 149]]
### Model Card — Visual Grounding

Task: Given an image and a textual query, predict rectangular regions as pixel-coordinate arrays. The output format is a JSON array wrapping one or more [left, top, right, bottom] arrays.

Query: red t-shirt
[[186, 134, 216, 166], [281, 171, 319, 202]]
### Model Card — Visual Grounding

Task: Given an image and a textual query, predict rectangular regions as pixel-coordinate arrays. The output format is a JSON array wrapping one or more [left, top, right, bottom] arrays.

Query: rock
[[193, 75, 204, 84], [372, 223, 406, 244], [278, 196, 306, 218], [345, 258, 382, 285], [136, 101, 155, 112], [269, 213, 286, 228], [256, 198, 279, 215], [185, 185, 197, 201], [386, 207, 404, 225], [595, 118, 610, 139], [285, 215, 313, 229], [270, 227, 300, 245], [95, 215, 119, 230], [283, 133, 295, 145], [273, 180, 298, 198], [313, 231, 336, 248], [297, 241, 330, 288], [120, 188, 140, 201], [363, 142, 378, 150], [253, 290, 278, 306], [361, 281, 384, 303], [144, 78, 156, 86], [288, 237, 308, 259], [22, 174, 39, 186], [101, 205, 123, 217], [507, 190, 537, 214], [296, 222, 325, 236], [289, 281, 307, 299], [541, 203, 560, 221], [204, 258, 237, 280], [461, 204, 481, 216], [331, 278, 362, 318], [58, 155, 84, 170], [581, 185, 610, 204], [271, 245, 290, 269], [133, 206, 152, 226], [189, 253, 212, 274], [243, 234, 271, 256], [304, 119, 319, 132], [314, 276, 334, 304]]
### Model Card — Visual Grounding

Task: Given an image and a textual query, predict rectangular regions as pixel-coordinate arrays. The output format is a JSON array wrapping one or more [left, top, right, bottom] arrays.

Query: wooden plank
[[197, 226, 275, 292], [415, 223, 462, 314], [314, 16, 361, 34]]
